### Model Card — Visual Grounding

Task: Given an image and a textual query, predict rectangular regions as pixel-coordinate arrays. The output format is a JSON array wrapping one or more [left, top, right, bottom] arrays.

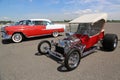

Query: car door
[[34, 25, 46, 36], [36, 21, 56, 35], [85, 34, 99, 49], [21, 20, 39, 37]]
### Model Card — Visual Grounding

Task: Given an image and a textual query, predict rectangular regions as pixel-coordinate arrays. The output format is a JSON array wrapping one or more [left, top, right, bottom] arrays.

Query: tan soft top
[[69, 13, 107, 24]]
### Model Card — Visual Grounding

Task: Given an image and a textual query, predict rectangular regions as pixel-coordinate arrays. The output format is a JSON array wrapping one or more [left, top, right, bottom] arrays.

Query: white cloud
[[108, 12, 120, 20], [63, 0, 120, 19], [3, 17, 10, 20], [49, 0, 60, 4], [63, 9, 101, 20], [3, 17, 8, 19], [83, 0, 94, 3], [2, 0, 119, 21], [29, 0, 33, 2], [53, 0, 60, 4], [73, 9, 93, 15], [64, 9, 99, 15], [65, 0, 98, 4], [0, 17, 11, 20]]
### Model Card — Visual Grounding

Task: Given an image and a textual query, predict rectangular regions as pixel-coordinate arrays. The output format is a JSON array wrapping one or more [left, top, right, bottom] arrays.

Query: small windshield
[[76, 23, 91, 35], [70, 23, 91, 35]]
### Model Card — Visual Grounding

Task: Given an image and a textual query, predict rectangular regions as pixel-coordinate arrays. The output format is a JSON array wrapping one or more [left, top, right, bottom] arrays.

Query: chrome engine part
[[51, 36, 85, 55]]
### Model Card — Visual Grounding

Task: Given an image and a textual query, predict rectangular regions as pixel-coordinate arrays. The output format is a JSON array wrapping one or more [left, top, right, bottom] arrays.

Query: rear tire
[[64, 49, 81, 71], [102, 34, 118, 51], [52, 32, 59, 37], [38, 40, 51, 54]]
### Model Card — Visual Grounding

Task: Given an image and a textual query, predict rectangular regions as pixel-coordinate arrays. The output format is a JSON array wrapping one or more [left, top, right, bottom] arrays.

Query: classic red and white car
[[1, 19, 66, 43], [37, 13, 118, 71]]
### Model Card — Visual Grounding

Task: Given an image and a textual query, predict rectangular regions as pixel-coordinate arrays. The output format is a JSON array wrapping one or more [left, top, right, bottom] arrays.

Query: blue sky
[[0, 0, 120, 21]]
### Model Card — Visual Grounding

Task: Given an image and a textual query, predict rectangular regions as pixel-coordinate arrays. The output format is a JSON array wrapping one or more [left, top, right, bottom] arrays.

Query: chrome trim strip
[[27, 34, 51, 38]]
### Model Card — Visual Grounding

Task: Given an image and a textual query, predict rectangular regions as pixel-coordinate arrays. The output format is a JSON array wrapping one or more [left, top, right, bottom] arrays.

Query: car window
[[26, 20, 32, 25], [18, 21, 24, 25], [18, 20, 32, 25], [32, 21, 51, 26], [43, 21, 52, 25], [42, 21, 47, 25], [32, 21, 43, 25]]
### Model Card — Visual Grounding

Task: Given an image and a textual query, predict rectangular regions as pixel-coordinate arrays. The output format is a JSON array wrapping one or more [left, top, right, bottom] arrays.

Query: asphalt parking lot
[[0, 23, 120, 80]]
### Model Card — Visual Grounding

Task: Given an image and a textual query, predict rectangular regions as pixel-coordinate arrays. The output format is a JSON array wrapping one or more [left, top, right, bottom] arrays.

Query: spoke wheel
[[65, 49, 81, 71], [38, 40, 51, 54]]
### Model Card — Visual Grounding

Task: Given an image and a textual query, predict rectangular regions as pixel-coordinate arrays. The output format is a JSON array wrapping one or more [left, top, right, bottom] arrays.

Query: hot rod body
[[38, 13, 118, 71]]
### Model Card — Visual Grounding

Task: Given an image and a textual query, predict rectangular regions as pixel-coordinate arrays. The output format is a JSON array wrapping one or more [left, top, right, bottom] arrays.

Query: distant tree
[[107, 20, 120, 23], [0, 21, 13, 24], [64, 20, 71, 22]]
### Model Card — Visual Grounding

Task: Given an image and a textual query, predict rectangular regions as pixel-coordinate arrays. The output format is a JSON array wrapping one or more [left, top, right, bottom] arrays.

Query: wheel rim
[[53, 32, 58, 37], [68, 51, 80, 68], [113, 38, 117, 48], [40, 43, 50, 53], [12, 33, 22, 42]]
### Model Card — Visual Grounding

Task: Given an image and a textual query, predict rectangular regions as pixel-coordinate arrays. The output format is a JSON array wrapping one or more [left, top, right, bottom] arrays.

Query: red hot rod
[[38, 13, 118, 71]]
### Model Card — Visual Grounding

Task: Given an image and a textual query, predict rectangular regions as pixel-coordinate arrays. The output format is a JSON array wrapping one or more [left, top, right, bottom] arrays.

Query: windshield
[[76, 23, 91, 34], [70, 23, 91, 35], [69, 24, 79, 33]]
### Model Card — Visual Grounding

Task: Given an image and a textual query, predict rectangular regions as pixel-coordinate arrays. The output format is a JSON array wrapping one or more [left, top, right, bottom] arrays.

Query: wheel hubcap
[[113, 38, 117, 48], [53, 32, 58, 37], [12, 34, 22, 42], [40, 43, 50, 53], [68, 52, 80, 68]]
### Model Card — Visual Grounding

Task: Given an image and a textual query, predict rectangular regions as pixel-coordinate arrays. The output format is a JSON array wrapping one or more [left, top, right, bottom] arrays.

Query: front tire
[[12, 33, 23, 43], [64, 49, 81, 71], [102, 34, 118, 51], [38, 40, 51, 54]]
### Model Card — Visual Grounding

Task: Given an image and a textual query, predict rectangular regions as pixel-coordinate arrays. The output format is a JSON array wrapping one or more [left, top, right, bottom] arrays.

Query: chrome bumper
[[1, 31, 11, 40]]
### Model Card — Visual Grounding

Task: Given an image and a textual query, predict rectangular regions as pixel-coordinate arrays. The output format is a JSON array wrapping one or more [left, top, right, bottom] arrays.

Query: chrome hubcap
[[113, 38, 117, 48], [68, 52, 80, 68], [53, 32, 58, 37], [40, 43, 50, 53], [12, 34, 22, 42]]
